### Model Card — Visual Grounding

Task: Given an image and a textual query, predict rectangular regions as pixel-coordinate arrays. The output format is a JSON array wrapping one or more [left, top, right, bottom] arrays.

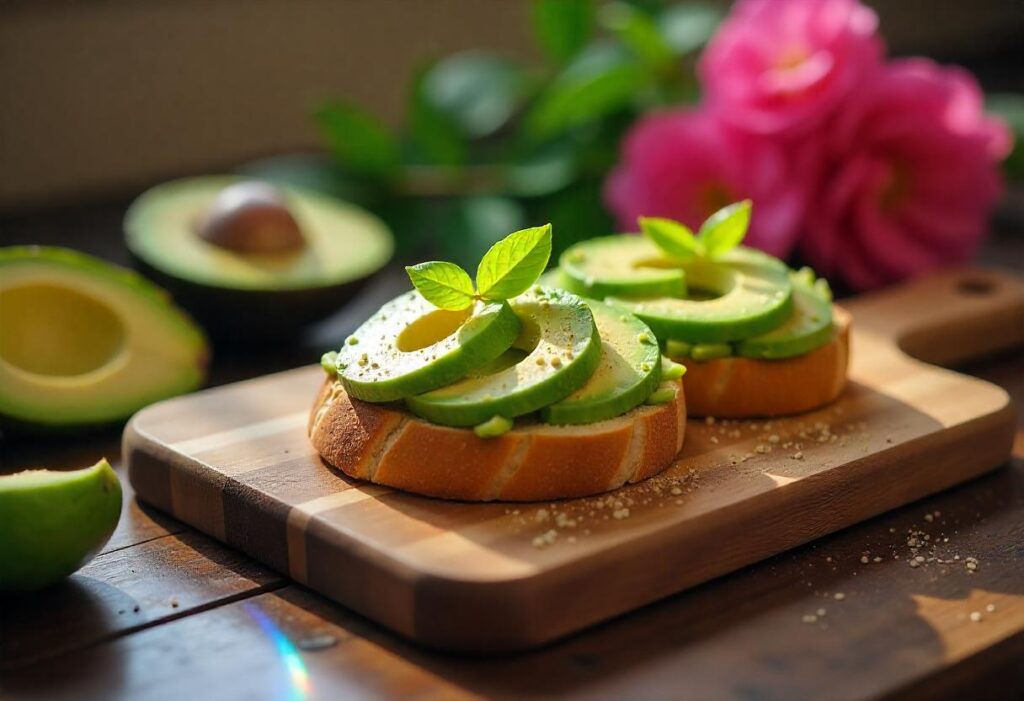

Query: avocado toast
[[310, 225, 687, 501], [550, 201, 850, 418]]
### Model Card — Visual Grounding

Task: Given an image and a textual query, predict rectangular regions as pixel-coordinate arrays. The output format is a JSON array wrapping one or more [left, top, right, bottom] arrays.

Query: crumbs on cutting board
[[512, 405, 889, 550], [510, 467, 701, 549]]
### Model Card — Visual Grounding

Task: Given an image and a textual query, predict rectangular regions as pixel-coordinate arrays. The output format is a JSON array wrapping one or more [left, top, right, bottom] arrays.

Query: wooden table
[[2, 209, 1023, 700]]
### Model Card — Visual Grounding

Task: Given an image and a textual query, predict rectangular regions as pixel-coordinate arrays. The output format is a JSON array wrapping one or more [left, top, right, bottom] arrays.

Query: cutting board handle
[[844, 267, 1024, 367]]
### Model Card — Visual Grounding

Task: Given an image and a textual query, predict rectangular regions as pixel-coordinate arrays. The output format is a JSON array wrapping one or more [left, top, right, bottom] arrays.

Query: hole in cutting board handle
[[957, 277, 997, 296]]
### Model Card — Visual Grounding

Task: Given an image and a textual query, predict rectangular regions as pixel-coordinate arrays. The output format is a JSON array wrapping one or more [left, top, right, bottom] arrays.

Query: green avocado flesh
[[125, 176, 393, 291], [0, 460, 122, 591], [736, 283, 834, 359], [558, 236, 686, 299], [542, 300, 661, 425], [405, 288, 601, 427], [0, 248, 208, 429], [336, 291, 521, 402], [607, 257, 793, 343]]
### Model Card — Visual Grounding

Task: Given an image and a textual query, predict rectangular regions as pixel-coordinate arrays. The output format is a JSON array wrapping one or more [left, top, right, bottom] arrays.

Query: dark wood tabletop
[[2, 204, 1023, 701]]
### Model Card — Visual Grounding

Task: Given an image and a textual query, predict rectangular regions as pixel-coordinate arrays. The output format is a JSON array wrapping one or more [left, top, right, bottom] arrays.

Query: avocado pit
[[198, 181, 306, 254]]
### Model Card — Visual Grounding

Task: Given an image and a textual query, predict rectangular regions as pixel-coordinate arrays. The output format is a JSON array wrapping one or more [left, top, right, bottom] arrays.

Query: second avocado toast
[[310, 201, 849, 501]]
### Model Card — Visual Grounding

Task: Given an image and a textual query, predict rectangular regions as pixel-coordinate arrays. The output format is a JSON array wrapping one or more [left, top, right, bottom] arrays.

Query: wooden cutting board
[[125, 268, 1024, 652]]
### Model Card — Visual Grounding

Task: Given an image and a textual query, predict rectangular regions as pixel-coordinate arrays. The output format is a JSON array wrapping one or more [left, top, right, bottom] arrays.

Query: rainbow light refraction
[[244, 603, 312, 701]]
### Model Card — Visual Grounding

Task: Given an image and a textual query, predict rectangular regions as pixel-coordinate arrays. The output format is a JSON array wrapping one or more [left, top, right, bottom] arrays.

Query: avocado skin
[[132, 255, 374, 343]]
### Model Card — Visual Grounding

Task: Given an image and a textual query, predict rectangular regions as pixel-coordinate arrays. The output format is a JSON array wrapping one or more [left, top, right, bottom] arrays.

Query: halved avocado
[[0, 247, 208, 430], [124, 176, 394, 341], [0, 459, 122, 592], [607, 257, 793, 343], [334, 290, 521, 402], [541, 300, 661, 425], [405, 287, 601, 427], [558, 235, 686, 299], [736, 281, 834, 360]]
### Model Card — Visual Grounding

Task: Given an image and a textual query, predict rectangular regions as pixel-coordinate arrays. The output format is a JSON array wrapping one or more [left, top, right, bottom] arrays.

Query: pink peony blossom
[[802, 59, 1012, 290], [699, 0, 883, 135], [604, 109, 805, 257]]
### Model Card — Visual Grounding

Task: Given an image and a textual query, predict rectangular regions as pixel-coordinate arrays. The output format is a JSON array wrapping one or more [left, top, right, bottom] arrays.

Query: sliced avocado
[[558, 235, 686, 299], [607, 257, 793, 343], [406, 287, 601, 426], [536, 267, 571, 290], [336, 290, 520, 402], [124, 176, 394, 338], [0, 247, 208, 430], [542, 300, 661, 425], [736, 281, 834, 359], [0, 459, 122, 591]]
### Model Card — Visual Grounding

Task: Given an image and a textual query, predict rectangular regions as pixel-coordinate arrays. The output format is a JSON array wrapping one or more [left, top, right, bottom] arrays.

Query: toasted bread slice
[[677, 307, 851, 418], [309, 379, 686, 502]]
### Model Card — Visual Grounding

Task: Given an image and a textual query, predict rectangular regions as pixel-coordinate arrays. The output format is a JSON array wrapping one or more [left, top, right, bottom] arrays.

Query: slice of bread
[[677, 307, 851, 418], [309, 378, 686, 502]]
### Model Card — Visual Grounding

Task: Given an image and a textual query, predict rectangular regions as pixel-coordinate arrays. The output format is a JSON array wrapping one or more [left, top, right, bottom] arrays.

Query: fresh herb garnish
[[406, 224, 553, 310], [640, 199, 752, 261]]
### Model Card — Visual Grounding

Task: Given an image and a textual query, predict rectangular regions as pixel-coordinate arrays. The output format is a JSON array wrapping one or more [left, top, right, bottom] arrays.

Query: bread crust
[[677, 307, 851, 418], [309, 379, 687, 502]]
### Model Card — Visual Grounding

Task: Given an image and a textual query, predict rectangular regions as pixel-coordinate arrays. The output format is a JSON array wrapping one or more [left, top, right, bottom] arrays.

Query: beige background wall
[[0, 0, 533, 208], [2, 0, 1022, 209]]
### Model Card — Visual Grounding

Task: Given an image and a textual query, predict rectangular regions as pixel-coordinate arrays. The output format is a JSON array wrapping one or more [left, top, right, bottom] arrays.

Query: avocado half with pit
[[0, 247, 207, 431], [124, 176, 394, 341]]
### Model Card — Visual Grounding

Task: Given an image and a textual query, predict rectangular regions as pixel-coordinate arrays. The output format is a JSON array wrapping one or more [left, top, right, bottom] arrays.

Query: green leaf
[[313, 101, 399, 178], [599, 2, 674, 68], [536, 177, 615, 260], [476, 224, 553, 300], [504, 140, 578, 197], [439, 196, 527, 270], [987, 93, 1024, 180], [525, 42, 646, 142], [531, 0, 594, 64], [409, 64, 467, 165], [640, 217, 702, 260], [406, 261, 476, 310], [421, 52, 531, 139], [657, 2, 725, 55], [698, 200, 751, 258]]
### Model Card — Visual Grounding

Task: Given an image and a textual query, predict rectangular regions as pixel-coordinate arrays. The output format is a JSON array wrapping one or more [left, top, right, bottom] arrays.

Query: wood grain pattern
[[0, 529, 283, 671], [6, 455, 1023, 700], [123, 268, 1024, 651]]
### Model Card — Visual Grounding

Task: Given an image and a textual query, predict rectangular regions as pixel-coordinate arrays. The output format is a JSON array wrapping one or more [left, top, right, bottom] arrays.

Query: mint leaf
[[699, 200, 751, 258], [476, 224, 553, 300], [406, 261, 475, 310], [640, 217, 703, 260]]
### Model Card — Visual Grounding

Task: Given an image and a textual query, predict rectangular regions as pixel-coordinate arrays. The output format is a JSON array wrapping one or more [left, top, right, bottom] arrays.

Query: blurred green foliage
[[248, 0, 724, 270], [987, 94, 1024, 182]]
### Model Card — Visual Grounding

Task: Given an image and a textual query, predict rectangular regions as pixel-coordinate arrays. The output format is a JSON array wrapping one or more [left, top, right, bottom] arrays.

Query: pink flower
[[604, 109, 805, 256], [802, 59, 1012, 290], [699, 0, 883, 135]]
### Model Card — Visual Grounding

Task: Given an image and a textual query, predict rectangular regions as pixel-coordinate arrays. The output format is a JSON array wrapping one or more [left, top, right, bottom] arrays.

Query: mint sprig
[[640, 199, 752, 261], [406, 224, 553, 310], [405, 261, 475, 309]]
